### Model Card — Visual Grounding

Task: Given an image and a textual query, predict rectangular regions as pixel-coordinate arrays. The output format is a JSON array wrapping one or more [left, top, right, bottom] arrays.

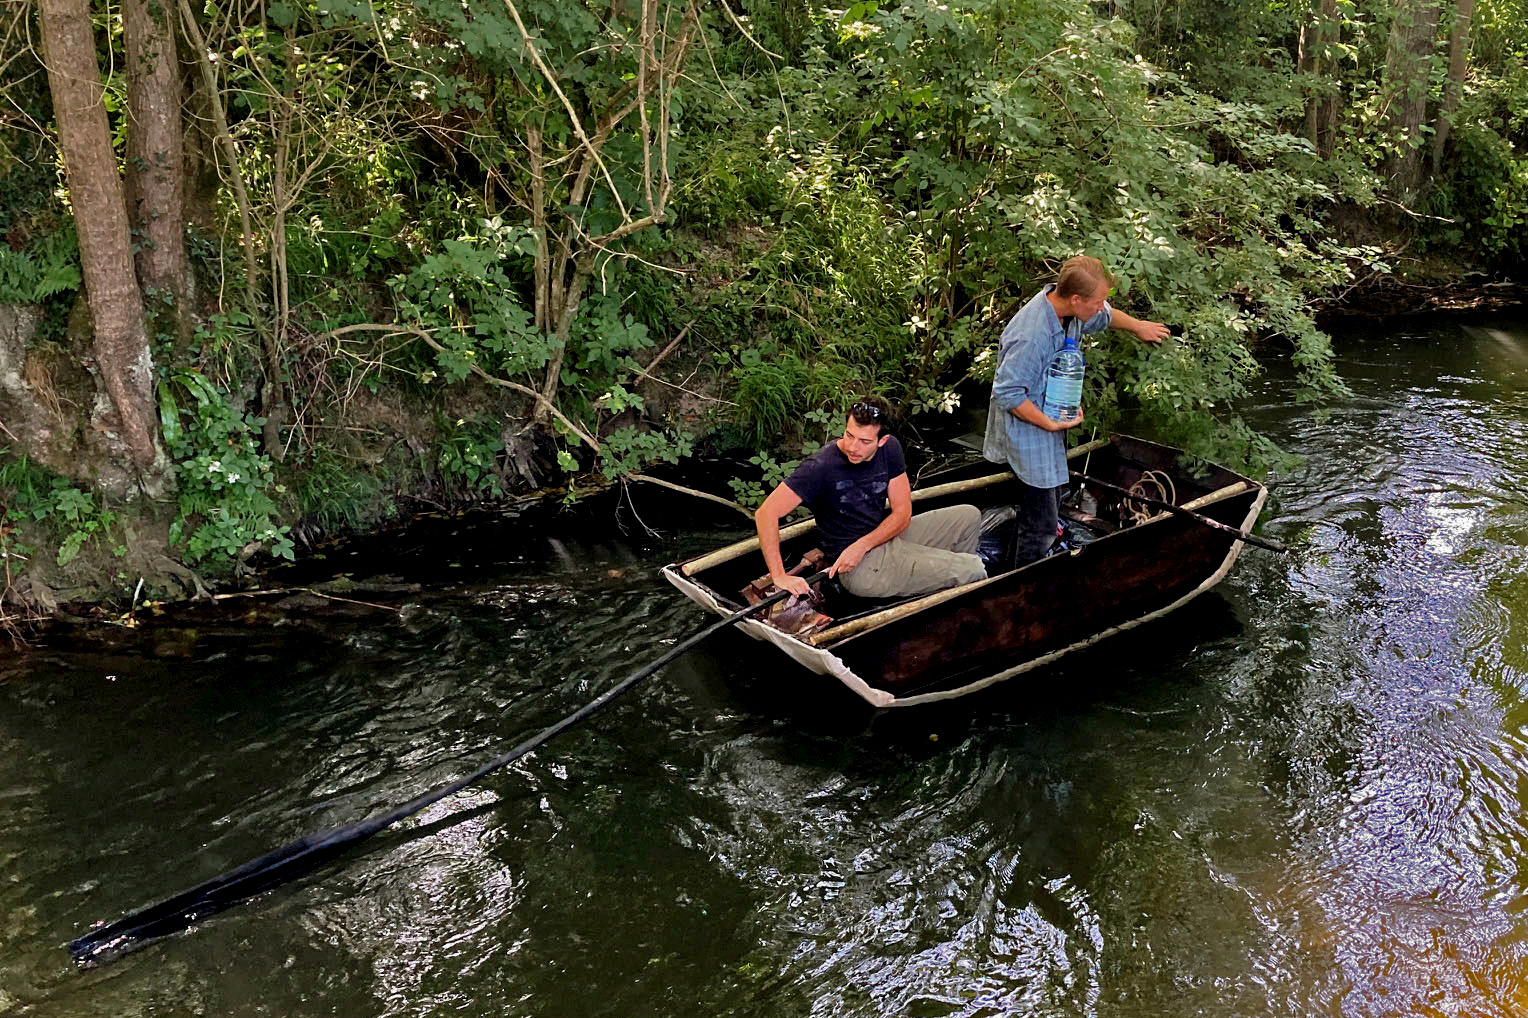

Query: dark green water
[[3, 319, 1527, 1017]]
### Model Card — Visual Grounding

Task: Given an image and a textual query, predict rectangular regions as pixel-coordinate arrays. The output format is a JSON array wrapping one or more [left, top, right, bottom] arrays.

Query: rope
[[1121, 470, 1176, 525]]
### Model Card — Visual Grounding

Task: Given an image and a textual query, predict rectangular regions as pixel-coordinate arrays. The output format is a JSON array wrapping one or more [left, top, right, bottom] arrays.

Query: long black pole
[[1069, 472, 1286, 553], [68, 572, 827, 965]]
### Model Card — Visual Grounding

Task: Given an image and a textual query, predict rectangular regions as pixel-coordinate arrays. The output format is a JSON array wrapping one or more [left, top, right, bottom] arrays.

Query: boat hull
[[664, 436, 1267, 707]]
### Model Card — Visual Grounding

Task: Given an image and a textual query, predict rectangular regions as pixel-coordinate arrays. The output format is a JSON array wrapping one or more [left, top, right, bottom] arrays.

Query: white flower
[[226, 471, 241, 484], [208, 460, 223, 473]]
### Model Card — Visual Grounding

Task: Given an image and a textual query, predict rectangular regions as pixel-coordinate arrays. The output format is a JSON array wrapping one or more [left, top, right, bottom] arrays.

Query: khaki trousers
[[838, 505, 987, 599]]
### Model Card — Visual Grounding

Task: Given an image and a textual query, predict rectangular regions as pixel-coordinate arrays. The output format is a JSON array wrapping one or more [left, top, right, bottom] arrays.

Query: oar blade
[[67, 820, 378, 965]]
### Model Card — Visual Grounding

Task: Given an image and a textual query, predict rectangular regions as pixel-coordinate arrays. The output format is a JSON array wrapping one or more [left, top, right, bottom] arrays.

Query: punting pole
[[67, 572, 828, 966]]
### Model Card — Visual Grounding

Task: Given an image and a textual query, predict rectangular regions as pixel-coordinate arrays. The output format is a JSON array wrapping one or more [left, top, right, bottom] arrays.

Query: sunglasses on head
[[850, 399, 882, 421]]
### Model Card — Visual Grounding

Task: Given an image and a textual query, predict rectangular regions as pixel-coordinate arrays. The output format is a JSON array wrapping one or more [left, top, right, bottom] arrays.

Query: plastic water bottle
[[1042, 335, 1085, 422]]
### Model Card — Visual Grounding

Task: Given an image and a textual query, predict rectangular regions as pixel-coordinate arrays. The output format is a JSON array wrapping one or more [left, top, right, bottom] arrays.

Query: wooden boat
[[661, 434, 1269, 707]]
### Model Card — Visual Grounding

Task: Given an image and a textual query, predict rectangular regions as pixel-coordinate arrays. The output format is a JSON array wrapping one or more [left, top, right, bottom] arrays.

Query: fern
[[0, 230, 82, 303]]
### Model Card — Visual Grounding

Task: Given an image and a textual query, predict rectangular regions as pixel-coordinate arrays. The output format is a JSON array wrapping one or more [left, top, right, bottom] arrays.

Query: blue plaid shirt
[[983, 284, 1112, 488]]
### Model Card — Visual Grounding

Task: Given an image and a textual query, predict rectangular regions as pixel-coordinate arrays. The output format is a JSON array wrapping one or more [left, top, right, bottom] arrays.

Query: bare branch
[[717, 0, 781, 59], [628, 319, 693, 386], [590, 212, 664, 249], [502, 0, 630, 220], [529, 124, 550, 332], [628, 473, 750, 518], [179, 0, 258, 305], [639, 0, 654, 212]]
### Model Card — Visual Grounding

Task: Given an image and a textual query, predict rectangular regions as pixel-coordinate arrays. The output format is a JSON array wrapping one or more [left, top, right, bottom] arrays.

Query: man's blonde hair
[[1055, 255, 1115, 299]]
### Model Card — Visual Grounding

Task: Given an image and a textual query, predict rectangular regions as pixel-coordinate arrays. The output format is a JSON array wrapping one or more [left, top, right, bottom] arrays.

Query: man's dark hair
[[848, 395, 894, 436]]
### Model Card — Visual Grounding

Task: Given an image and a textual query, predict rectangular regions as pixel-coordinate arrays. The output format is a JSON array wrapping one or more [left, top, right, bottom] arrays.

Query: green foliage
[[1475, 0, 1528, 70], [392, 216, 683, 481], [598, 425, 694, 479], [0, 452, 118, 566], [731, 347, 808, 446], [290, 450, 388, 532], [1424, 67, 1528, 264], [436, 417, 507, 497], [15, 0, 1514, 566], [674, 139, 787, 229], [667, 0, 1370, 472], [186, 311, 260, 390], [390, 229, 542, 383], [1479, 160, 1528, 259], [563, 302, 657, 413], [726, 451, 803, 511], [0, 516, 29, 579], [279, 148, 413, 307], [159, 372, 294, 563]]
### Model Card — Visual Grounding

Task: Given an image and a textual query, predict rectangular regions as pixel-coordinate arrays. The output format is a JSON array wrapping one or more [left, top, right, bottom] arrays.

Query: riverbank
[[2, 254, 1523, 640], [1316, 264, 1528, 321], [1, 471, 754, 646]]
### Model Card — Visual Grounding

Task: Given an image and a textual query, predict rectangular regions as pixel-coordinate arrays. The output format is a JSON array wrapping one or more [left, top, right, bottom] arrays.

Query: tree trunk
[[1381, 0, 1442, 201], [1299, 0, 1341, 155], [123, 0, 191, 319], [1431, 0, 1474, 173], [37, 0, 172, 498], [1298, 13, 1318, 147]]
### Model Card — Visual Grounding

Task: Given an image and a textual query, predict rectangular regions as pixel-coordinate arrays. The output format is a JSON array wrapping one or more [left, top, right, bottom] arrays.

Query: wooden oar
[[1069, 471, 1286, 553], [68, 572, 828, 966]]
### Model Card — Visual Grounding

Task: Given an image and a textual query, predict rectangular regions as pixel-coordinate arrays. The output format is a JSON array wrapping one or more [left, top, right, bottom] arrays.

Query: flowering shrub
[[158, 370, 294, 563]]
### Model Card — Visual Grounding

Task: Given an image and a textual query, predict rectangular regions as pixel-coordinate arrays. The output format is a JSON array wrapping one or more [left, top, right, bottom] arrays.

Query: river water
[[3, 317, 1527, 1017]]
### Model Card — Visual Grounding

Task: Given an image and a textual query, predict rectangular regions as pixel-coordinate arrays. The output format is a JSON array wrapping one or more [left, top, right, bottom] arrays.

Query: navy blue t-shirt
[[783, 437, 907, 557]]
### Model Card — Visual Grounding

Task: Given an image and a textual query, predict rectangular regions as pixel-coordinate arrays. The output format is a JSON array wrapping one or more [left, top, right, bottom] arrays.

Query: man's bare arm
[[1108, 308, 1168, 343], [1011, 399, 1086, 432], [755, 483, 811, 597]]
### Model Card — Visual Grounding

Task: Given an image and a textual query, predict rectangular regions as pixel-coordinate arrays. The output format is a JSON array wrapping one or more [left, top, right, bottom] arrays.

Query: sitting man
[[755, 396, 987, 600]]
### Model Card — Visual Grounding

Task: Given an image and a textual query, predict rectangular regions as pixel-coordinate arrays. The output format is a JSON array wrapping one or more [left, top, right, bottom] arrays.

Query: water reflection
[[1, 318, 1526, 1016], [1237, 319, 1528, 1017]]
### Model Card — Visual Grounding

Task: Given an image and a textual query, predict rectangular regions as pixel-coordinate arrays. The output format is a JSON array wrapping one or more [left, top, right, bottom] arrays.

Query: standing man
[[757, 396, 986, 600], [984, 256, 1169, 565]]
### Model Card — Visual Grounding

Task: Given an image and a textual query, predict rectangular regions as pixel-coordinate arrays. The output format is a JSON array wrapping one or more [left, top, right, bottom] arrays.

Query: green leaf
[[157, 383, 181, 448]]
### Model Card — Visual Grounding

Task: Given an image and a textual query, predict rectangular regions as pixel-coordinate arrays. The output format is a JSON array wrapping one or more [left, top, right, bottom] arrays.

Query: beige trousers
[[838, 505, 987, 599]]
